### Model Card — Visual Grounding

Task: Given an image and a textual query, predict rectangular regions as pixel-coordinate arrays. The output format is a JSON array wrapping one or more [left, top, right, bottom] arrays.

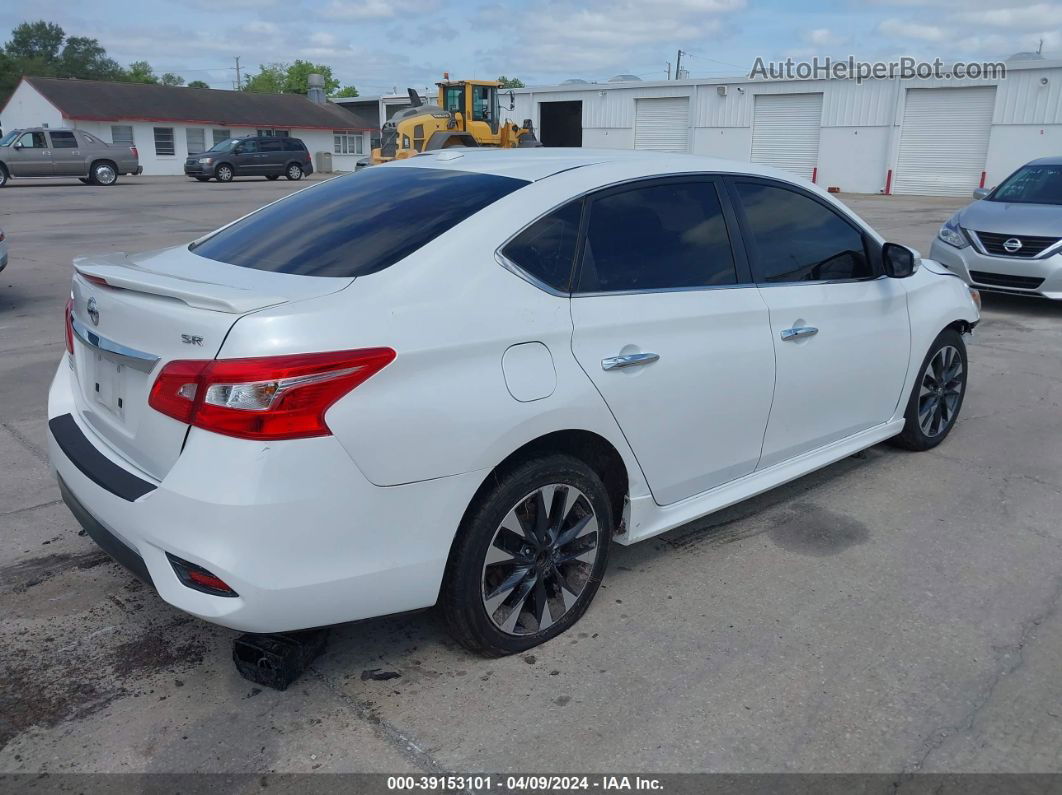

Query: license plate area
[[92, 350, 129, 419]]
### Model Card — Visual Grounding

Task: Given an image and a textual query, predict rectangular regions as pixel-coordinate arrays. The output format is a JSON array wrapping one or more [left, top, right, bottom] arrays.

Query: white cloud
[[957, 4, 1062, 28], [803, 28, 847, 46], [878, 18, 946, 41], [320, 0, 438, 21]]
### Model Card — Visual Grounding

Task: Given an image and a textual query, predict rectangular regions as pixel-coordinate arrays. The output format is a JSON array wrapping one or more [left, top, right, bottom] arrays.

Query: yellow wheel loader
[[370, 79, 540, 165]]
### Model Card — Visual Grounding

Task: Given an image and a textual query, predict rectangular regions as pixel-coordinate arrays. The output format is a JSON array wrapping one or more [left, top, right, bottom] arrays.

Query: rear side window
[[49, 131, 77, 148], [260, 138, 283, 152], [735, 182, 872, 283], [578, 180, 738, 293], [502, 201, 583, 292], [191, 167, 528, 277], [284, 138, 306, 151]]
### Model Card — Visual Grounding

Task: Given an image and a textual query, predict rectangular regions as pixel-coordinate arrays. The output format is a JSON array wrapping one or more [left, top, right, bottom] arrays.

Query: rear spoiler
[[74, 255, 286, 314]]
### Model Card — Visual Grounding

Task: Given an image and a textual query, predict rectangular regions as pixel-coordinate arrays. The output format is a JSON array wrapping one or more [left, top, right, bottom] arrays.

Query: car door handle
[[601, 352, 660, 371], [780, 326, 819, 341]]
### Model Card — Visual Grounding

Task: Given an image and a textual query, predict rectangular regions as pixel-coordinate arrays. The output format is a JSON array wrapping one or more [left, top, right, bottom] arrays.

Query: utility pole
[[675, 49, 684, 80], [666, 61, 671, 80], [234, 56, 241, 91]]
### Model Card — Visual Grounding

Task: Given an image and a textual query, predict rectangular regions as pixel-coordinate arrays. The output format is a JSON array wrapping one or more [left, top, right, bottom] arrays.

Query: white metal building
[[507, 59, 1062, 196], [0, 77, 373, 175]]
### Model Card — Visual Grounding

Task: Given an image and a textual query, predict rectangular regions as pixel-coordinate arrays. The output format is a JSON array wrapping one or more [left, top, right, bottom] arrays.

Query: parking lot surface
[[1, 175, 1060, 775]]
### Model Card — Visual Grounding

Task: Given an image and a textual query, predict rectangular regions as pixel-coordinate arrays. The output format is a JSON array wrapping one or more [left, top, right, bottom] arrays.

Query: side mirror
[[13, 142, 22, 150], [972, 187, 990, 200], [507, 89, 516, 111], [882, 242, 919, 278]]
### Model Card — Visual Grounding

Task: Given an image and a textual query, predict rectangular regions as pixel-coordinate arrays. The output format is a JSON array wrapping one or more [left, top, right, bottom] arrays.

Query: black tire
[[284, 163, 303, 181], [266, 175, 280, 181], [195, 177, 210, 182], [78, 177, 91, 185], [88, 160, 119, 186], [441, 454, 612, 657], [0, 164, 7, 187], [890, 328, 968, 451], [215, 164, 234, 183]]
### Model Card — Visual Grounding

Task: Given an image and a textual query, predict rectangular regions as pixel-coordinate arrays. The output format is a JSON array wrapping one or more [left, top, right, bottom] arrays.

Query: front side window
[[49, 130, 77, 148], [18, 132, 47, 148], [577, 180, 738, 293], [236, 140, 258, 154], [472, 85, 493, 122], [186, 127, 205, 154], [502, 200, 583, 292], [444, 86, 463, 112], [735, 182, 871, 283], [191, 167, 528, 278], [991, 164, 1062, 206], [153, 127, 175, 156]]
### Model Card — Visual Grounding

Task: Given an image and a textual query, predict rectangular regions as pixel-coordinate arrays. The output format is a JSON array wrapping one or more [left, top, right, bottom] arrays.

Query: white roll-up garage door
[[893, 87, 996, 196], [634, 97, 689, 152], [750, 93, 823, 181]]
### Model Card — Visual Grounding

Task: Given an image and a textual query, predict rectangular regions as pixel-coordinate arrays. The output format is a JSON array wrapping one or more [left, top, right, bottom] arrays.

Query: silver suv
[[929, 157, 1062, 300], [0, 127, 141, 187]]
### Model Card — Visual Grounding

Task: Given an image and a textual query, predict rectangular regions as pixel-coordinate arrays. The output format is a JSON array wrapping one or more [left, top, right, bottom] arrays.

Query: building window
[[154, 127, 175, 156], [213, 129, 231, 146], [111, 125, 134, 147], [333, 131, 363, 155], [186, 128, 205, 154], [257, 128, 290, 137]]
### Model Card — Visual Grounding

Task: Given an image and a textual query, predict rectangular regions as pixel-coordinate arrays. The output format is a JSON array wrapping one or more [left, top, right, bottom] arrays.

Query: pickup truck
[[0, 127, 141, 187]]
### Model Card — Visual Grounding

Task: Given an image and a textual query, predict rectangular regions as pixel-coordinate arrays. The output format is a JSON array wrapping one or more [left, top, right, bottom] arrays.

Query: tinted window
[[191, 167, 527, 278], [260, 138, 283, 152], [237, 140, 258, 154], [283, 138, 306, 151], [735, 182, 871, 283], [502, 201, 583, 292], [578, 181, 737, 293], [49, 131, 77, 148]]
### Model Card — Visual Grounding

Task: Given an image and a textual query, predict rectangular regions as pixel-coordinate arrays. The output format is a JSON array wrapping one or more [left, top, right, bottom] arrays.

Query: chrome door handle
[[601, 352, 660, 371], [780, 326, 818, 341]]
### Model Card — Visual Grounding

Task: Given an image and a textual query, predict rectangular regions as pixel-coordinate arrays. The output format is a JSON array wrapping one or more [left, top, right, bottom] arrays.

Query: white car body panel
[[47, 149, 980, 633]]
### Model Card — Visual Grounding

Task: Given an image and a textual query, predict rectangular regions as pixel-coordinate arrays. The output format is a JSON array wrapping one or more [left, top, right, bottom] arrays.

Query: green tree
[[5, 20, 65, 61], [332, 84, 359, 98], [497, 75, 524, 88], [126, 60, 158, 84], [187, 79, 210, 89], [243, 62, 287, 93], [160, 72, 184, 86], [283, 60, 339, 94], [59, 37, 124, 80]]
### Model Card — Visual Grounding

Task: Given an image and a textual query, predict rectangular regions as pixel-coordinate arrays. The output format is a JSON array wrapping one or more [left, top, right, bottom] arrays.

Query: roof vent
[[307, 73, 326, 104]]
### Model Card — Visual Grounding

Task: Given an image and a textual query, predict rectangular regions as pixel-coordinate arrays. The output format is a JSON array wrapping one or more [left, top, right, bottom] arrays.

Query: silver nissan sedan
[[929, 157, 1062, 300]]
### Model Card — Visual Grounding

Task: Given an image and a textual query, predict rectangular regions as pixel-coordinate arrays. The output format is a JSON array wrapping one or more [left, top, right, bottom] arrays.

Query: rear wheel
[[215, 164, 234, 183], [0, 165, 7, 187], [78, 177, 91, 185], [441, 454, 611, 656], [285, 163, 303, 181], [891, 328, 968, 451], [89, 161, 118, 186]]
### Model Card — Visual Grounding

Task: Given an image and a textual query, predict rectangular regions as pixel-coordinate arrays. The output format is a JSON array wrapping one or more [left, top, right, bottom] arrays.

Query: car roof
[[1026, 156, 1062, 166], [383, 146, 805, 184]]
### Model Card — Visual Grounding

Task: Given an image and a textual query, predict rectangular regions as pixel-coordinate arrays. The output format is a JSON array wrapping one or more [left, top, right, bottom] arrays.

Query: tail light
[[64, 296, 75, 355], [130, 146, 139, 159], [148, 348, 395, 440], [167, 553, 238, 597]]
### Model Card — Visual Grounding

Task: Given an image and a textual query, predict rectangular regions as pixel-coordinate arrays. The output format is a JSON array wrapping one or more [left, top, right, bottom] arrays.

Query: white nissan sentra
[[48, 149, 980, 655]]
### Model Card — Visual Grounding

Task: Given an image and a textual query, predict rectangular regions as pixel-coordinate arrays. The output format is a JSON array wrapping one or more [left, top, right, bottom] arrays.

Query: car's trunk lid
[[69, 246, 352, 481]]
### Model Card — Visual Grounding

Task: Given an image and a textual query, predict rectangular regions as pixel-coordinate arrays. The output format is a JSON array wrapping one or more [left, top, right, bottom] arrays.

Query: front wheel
[[215, 164, 234, 182], [285, 163, 303, 181], [0, 165, 7, 187], [441, 454, 612, 657], [891, 328, 968, 451]]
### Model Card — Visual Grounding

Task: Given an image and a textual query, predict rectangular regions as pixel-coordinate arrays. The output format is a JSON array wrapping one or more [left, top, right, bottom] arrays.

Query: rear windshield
[[190, 166, 528, 277]]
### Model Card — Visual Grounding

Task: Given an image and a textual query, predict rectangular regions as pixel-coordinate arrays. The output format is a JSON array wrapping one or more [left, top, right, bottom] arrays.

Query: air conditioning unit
[[717, 85, 728, 97]]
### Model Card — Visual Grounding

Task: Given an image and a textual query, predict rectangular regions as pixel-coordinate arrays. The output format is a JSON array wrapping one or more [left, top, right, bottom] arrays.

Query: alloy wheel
[[288, 165, 302, 180], [918, 344, 964, 437], [95, 164, 116, 185], [481, 484, 599, 636]]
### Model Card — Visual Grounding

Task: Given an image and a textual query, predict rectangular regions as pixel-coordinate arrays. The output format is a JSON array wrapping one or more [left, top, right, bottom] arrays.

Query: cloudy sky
[[2, 0, 1058, 94]]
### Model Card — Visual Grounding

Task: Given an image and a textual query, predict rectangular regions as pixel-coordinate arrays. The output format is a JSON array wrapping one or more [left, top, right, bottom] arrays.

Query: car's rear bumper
[[47, 357, 482, 633], [929, 238, 1062, 300]]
